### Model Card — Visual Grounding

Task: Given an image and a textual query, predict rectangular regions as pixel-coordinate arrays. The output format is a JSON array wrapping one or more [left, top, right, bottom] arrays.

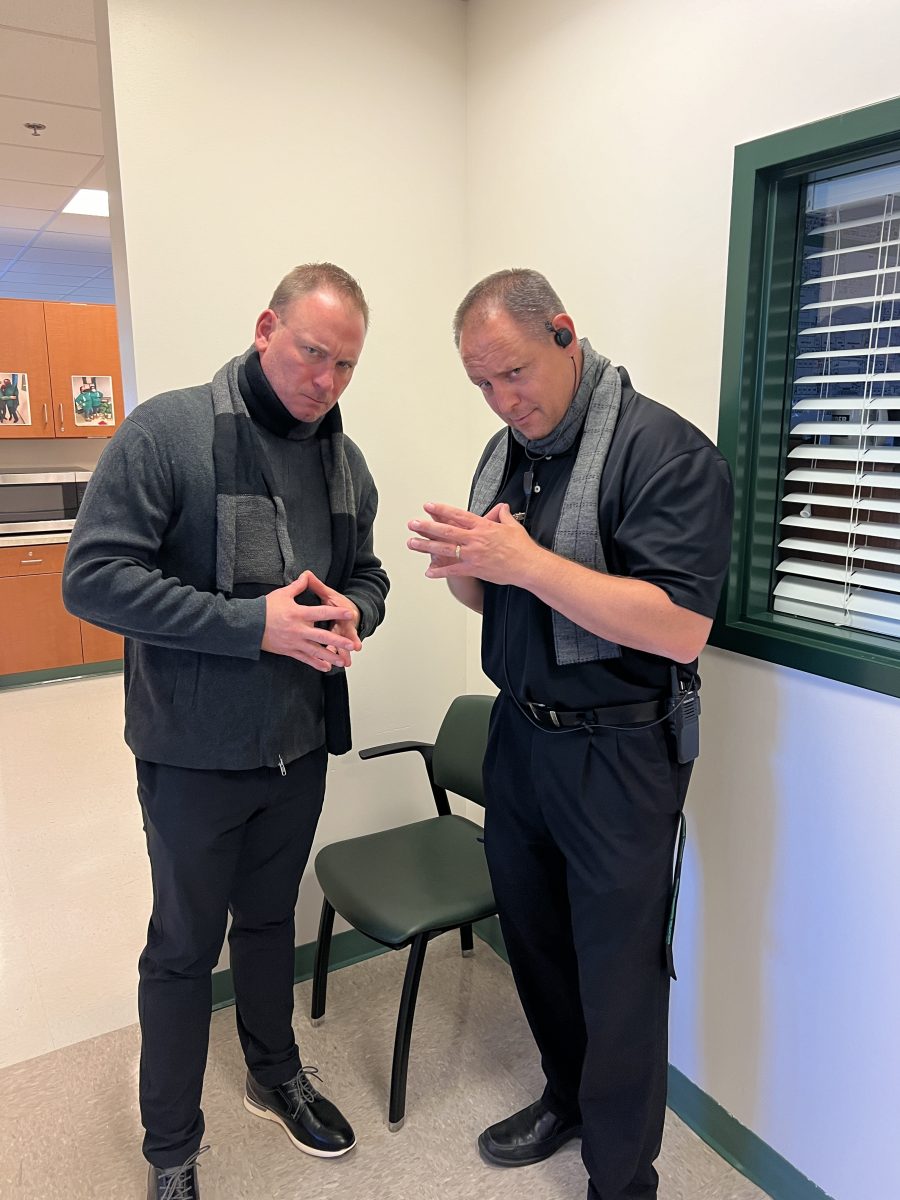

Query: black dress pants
[[135, 747, 327, 1169], [483, 695, 691, 1200]]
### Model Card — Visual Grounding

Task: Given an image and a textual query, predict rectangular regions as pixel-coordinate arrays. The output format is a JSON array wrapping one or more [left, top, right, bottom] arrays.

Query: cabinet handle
[[20, 558, 44, 565], [43, 403, 48, 428], [58, 402, 65, 431]]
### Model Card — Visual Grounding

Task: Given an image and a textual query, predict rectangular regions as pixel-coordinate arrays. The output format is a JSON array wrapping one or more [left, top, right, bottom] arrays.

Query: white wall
[[465, 3, 900, 1198], [96, 0, 470, 946]]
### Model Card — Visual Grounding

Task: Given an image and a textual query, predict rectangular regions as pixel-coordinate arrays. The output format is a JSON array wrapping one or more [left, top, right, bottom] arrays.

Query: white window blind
[[773, 160, 900, 638]]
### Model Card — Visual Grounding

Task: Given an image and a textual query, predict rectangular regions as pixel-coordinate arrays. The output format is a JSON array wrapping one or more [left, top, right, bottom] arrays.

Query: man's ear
[[254, 308, 277, 352]]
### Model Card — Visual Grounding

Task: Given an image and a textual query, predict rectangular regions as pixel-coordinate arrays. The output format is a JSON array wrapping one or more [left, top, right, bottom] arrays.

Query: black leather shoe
[[478, 1098, 581, 1167], [147, 1146, 207, 1199], [244, 1066, 356, 1157]]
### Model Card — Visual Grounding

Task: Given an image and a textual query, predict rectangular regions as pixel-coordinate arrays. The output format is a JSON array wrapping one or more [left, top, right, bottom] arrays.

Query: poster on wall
[[71, 375, 115, 427], [0, 371, 31, 426]]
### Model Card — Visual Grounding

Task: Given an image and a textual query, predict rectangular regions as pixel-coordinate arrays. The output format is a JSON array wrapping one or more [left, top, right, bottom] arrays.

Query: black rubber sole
[[477, 1123, 582, 1168]]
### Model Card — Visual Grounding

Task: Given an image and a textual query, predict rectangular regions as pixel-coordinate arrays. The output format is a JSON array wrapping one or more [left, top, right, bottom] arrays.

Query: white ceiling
[[0, 0, 115, 304]]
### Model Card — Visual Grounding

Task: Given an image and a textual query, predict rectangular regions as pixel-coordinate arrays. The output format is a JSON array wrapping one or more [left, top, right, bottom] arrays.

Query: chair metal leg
[[459, 922, 475, 957], [388, 932, 429, 1131], [310, 898, 336, 1025]]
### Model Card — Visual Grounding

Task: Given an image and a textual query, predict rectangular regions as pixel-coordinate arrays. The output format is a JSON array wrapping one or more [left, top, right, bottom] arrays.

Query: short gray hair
[[453, 268, 566, 346], [269, 262, 369, 328]]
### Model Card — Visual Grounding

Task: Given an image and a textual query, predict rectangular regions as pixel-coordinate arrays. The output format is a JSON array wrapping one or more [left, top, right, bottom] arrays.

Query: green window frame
[[712, 95, 900, 699]]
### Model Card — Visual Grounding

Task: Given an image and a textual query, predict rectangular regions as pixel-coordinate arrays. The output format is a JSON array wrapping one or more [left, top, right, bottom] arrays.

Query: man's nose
[[314, 365, 335, 394], [492, 384, 520, 417]]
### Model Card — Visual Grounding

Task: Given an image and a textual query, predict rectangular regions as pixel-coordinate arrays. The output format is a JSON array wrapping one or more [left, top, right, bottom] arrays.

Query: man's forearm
[[518, 546, 710, 663], [447, 575, 484, 614]]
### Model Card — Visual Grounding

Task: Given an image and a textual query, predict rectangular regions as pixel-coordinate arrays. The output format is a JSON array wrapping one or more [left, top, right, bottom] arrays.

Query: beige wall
[[465, 3, 900, 1198], [97, 0, 471, 947]]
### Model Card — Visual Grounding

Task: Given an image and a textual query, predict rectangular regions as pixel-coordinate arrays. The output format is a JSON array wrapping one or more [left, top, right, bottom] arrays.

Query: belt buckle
[[528, 702, 561, 728]]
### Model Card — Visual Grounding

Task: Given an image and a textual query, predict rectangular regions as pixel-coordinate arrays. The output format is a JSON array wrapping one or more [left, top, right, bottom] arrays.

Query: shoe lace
[[285, 1065, 324, 1117], [159, 1146, 208, 1200]]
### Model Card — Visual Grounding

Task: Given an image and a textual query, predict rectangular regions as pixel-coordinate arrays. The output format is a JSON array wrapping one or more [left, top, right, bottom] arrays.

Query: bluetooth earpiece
[[545, 321, 573, 349]]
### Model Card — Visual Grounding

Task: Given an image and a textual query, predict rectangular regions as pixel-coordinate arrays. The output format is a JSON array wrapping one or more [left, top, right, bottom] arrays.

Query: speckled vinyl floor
[[0, 932, 770, 1200]]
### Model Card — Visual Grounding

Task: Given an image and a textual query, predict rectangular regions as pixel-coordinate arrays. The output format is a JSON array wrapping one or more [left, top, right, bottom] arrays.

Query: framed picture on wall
[[0, 371, 31, 426], [71, 375, 115, 427]]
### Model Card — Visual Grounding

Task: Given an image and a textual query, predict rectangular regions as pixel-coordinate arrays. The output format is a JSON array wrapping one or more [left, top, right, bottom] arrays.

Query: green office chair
[[310, 694, 497, 1130]]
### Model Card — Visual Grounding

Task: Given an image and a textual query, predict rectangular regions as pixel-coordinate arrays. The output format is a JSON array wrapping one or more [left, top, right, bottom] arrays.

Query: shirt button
[[534, 485, 541, 493]]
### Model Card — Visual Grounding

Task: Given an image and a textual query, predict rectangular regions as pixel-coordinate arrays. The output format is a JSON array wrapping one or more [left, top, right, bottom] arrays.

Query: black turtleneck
[[239, 349, 324, 439], [234, 349, 332, 583]]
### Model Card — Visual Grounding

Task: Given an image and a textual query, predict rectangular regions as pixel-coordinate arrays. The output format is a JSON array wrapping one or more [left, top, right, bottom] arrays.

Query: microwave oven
[[0, 470, 92, 536]]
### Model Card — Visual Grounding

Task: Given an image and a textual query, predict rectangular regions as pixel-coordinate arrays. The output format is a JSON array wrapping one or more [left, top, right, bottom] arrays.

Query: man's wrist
[[515, 542, 556, 593]]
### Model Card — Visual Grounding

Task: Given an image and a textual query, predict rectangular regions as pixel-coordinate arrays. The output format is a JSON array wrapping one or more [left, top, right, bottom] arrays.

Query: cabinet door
[[81, 620, 124, 664], [0, 299, 55, 439], [43, 301, 124, 439], [0, 572, 84, 674]]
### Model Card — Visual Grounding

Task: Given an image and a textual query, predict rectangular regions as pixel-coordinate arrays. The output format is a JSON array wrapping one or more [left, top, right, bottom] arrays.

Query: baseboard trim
[[474, 914, 833, 1200], [0, 659, 123, 690], [666, 1066, 834, 1200]]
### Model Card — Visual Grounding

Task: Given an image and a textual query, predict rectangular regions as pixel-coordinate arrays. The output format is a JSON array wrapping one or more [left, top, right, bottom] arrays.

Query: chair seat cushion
[[314, 815, 496, 947]]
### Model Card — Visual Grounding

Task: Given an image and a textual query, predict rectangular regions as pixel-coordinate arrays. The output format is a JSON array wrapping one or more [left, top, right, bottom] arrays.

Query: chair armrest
[[357, 740, 451, 816], [358, 740, 434, 761]]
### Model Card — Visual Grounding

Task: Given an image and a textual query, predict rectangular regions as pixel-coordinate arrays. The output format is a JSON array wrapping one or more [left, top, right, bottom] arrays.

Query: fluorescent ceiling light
[[62, 188, 109, 217]]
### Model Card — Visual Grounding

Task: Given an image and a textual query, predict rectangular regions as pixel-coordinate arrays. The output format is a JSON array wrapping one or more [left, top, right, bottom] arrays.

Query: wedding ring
[[455, 544, 462, 561]]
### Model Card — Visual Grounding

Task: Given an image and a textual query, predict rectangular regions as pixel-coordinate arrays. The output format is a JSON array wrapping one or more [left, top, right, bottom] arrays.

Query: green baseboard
[[475, 914, 833, 1200], [0, 659, 123, 689], [666, 1066, 833, 1200]]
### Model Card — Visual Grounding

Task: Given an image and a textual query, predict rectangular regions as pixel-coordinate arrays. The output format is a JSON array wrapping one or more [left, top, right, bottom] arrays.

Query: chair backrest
[[430, 694, 495, 808]]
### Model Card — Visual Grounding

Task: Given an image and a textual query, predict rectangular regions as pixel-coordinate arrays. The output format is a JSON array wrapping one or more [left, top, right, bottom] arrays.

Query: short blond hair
[[269, 262, 369, 327]]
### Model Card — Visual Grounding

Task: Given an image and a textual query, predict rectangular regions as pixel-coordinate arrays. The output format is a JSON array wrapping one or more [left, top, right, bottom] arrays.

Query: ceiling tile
[[32, 230, 109, 252], [0, 29, 100, 108], [0, 142, 99, 186], [44, 212, 110, 237], [1, 0, 96, 41], [0, 179, 75, 210], [0, 283, 68, 299], [0, 205, 53, 230], [0, 96, 104, 156], [4, 267, 93, 285], [67, 288, 115, 303], [0, 227, 36, 246], [22, 248, 110, 268]]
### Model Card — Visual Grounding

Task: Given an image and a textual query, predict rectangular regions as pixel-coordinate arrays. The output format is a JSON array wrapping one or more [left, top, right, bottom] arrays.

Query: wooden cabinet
[[43, 302, 123, 439], [80, 620, 125, 665], [0, 300, 123, 441], [0, 543, 123, 677], [0, 299, 55, 439]]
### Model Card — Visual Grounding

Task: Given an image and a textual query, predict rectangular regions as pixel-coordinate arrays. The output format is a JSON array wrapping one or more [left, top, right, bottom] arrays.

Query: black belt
[[526, 698, 667, 729]]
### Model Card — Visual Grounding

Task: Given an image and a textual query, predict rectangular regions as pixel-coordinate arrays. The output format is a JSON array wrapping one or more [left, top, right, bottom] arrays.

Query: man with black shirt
[[64, 263, 389, 1199], [407, 269, 732, 1200]]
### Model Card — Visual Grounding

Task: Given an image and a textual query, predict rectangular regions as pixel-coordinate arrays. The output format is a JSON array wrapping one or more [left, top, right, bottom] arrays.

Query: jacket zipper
[[277, 754, 286, 777]]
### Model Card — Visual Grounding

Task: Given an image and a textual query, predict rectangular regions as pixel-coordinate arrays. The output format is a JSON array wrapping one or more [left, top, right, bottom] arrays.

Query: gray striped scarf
[[470, 338, 622, 665]]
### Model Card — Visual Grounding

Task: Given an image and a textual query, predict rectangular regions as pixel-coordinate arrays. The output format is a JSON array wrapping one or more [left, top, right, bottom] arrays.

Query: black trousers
[[135, 747, 327, 1169], [483, 695, 691, 1200]]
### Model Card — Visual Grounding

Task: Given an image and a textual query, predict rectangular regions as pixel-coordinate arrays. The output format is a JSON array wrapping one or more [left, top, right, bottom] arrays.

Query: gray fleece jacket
[[62, 384, 388, 770]]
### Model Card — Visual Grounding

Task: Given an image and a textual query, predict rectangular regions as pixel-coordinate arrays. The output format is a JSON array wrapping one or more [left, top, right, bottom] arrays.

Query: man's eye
[[508, 368, 521, 380], [337, 361, 354, 372], [478, 380, 492, 392], [303, 346, 322, 358]]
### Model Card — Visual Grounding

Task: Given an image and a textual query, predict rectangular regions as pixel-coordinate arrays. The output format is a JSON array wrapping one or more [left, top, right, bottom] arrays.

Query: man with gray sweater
[[63, 263, 389, 1200]]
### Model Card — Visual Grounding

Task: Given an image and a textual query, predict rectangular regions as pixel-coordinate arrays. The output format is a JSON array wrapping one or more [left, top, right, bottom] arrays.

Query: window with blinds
[[774, 159, 900, 640]]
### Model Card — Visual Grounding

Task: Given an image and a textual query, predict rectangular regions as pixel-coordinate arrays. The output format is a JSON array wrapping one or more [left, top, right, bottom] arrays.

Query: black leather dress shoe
[[478, 1098, 582, 1167], [244, 1066, 356, 1157], [147, 1146, 207, 1199]]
